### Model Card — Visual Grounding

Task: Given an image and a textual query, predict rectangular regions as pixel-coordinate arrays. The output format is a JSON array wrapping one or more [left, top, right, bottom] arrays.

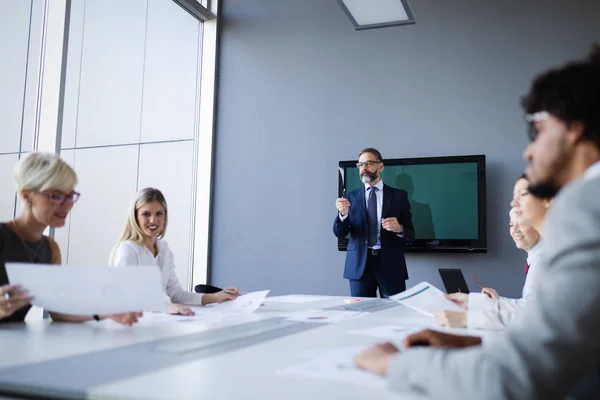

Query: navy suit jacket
[[333, 184, 414, 281]]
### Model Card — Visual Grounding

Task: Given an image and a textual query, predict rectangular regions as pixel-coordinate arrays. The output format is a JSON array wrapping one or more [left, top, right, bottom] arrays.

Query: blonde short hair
[[110, 188, 168, 265], [14, 152, 77, 193]]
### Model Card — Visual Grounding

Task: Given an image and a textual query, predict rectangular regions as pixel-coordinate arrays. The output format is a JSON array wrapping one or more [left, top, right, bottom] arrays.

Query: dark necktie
[[367, 186, 378, 247], [525, 262, 530, 275]]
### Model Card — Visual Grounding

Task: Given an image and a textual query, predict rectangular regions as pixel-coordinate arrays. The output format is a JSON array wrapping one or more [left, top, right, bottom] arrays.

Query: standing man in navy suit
[[333, 148, 414, 297]]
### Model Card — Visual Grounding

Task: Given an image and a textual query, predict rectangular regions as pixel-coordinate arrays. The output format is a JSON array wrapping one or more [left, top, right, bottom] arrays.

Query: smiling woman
[[1, 152, 141, 326], [110, 188, 240, 315]]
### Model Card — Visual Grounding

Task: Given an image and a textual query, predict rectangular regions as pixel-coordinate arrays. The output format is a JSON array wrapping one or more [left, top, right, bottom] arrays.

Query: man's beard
[[361, 171, 378, 184], [527, 147, 569, 199], [528, 181, 559, 199]]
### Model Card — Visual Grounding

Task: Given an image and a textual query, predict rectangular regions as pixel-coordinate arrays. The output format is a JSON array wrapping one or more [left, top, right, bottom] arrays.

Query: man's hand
[[336, 198, 351, 216], [446, 292, 469, 309], [435, 310, 467, 328], [353, 343, 400, 376], [382, 217, 402, 233], [403, 329, 482, 349]]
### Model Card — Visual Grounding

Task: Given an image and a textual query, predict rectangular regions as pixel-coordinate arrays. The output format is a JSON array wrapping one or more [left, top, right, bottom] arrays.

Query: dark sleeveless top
[[0, 222, 52, 323]]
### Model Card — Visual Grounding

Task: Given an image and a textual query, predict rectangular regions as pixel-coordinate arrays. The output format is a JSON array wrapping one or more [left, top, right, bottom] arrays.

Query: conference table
[[0, 295, 494, 400]]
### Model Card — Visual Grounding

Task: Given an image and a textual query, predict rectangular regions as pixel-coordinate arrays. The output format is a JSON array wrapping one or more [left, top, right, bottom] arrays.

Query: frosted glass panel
[[75, 0, 147, 147], [60, 0, 86, 149], [0, 154, 19, 222], [138, 141, 195, 289], [53, 150, 75, 259], [0, 0, 32, 153], [141, 0, 200, 143], [19, 0, 44, 153], [66, 146, 138, 266]]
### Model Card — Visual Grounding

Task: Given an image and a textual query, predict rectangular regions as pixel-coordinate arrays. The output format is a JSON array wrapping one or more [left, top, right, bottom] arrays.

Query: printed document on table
[[277, 346, 385, 387], [6, 262, 164, 315], [190, 290, 270, 314], [285, 309, 367, 323], [263, 295, 330, 303], [390, 281, 463, 317], [347, 325, 420, 340]]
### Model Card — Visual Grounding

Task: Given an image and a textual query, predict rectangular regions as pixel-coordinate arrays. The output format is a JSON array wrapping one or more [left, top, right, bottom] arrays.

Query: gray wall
[[211, 0, 600, 297]]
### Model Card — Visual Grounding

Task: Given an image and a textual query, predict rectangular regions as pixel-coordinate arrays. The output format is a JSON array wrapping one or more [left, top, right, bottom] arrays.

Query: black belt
[[368, 248, 381, 256]]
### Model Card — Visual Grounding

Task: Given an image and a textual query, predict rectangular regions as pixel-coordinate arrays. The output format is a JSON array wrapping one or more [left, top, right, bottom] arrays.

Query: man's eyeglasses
[[356, 161, 381, 169], [34, 191, 81, 205], [525, 111, 550, 141]]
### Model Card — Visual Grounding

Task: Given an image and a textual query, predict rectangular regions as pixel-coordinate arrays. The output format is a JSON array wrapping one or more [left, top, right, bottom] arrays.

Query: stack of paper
[[390, 281, 463, 317]]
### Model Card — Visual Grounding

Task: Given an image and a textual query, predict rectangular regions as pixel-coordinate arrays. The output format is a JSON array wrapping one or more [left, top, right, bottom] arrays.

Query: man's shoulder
[[553, 176, 600, 215], [543, 176, 600, 263]]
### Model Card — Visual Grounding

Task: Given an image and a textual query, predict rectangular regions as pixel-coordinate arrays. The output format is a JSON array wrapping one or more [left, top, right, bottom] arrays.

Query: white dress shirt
[[467, 240, 543, 330], [338, 180, 403, 248], [111, 239, 204, 306]]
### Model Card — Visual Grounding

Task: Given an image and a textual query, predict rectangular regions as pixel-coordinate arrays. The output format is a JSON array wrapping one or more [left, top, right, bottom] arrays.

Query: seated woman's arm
[[48, 239, 141, 325]]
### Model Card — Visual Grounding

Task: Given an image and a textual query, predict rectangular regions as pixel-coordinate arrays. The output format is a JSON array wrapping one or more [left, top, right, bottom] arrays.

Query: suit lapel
[[382, 184, 394, 218]]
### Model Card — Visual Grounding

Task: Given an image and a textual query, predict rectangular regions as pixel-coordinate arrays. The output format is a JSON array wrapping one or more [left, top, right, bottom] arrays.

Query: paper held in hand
[[6, 262, 165, 315], [390, 281, 463, 317]]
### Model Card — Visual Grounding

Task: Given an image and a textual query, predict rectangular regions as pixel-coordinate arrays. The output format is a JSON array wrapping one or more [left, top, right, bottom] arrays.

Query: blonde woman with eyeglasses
[[0, 152, 142, 325], [110, 188, 240, 316]]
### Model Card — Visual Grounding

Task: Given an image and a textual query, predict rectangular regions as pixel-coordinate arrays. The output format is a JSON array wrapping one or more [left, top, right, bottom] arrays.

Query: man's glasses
[[356, 161, 381, 169], [34, 191, 81, 205], [525, 111, 550, 141]]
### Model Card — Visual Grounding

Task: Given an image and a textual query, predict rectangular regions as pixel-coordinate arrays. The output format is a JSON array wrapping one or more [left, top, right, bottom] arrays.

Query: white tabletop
[[0, 295, 495, 400]]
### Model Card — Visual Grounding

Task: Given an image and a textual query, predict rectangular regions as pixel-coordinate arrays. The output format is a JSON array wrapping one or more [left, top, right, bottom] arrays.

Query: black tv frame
[[337, 154, 487, 253]]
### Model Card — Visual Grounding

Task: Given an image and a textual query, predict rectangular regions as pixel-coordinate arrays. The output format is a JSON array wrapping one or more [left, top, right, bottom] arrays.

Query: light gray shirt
[[386, 168, 600, 399]]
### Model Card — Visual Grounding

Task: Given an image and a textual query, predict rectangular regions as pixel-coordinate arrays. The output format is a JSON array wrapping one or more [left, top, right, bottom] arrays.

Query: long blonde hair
[[109, 188, 168, 265]]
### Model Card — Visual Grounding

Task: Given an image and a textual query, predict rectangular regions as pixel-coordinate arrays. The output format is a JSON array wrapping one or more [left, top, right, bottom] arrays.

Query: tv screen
[[338, 155, 486, 253]]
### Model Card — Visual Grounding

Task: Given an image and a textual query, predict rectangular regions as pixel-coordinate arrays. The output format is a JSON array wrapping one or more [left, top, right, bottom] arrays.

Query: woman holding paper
[[110, 188, 239, 315], [436, 174, 552, 329], [0, 152, 141, 325]]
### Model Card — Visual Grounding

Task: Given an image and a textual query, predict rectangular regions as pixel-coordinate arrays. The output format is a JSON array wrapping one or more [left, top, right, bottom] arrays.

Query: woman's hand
[[445, 293, 469, 310], [482, 287, 499, 299], [0, 284, 33, 319], [435, 310, 467, 328], [167, 303, 195, 316], [106, 312, 143, 326], [202, 286, 240, 305]]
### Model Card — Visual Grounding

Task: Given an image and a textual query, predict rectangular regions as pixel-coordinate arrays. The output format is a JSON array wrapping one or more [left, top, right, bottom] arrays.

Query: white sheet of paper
[[285, 309, 368, 323], [6, 263, 164, 315], [190, 290, 270, 314], [347, 325, 419, 340], [390, 281, 463, 317], [278, 346, 384, 387], [263, 295, 330, 303]]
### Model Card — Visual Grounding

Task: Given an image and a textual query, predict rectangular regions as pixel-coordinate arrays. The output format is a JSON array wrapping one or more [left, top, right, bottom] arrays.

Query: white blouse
[[111, 239, 204, 306], [467, 240, 543, 330]]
